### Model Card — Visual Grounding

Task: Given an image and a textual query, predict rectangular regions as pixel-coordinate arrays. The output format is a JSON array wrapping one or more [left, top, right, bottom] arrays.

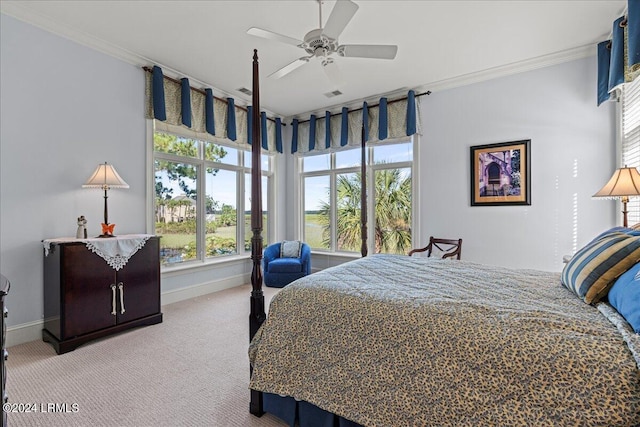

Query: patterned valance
[[291, 90, 421, 155], [144, 66, 283, 153], [597, 0, 640, 105]]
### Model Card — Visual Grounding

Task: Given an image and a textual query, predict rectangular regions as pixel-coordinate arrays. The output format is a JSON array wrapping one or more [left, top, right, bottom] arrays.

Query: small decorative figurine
[[76, 216, 88, 239]]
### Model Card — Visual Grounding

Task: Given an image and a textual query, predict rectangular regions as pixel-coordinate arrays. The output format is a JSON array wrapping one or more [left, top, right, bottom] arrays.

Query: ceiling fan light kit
[[247, 0, 398, 88]]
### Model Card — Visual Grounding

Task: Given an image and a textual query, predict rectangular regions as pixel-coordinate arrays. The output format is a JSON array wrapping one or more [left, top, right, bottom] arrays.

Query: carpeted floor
[[6, 284, 287, 427]]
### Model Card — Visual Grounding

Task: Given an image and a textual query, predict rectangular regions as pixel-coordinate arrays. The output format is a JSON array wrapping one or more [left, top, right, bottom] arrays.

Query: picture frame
[[470, 139, 531, 206]]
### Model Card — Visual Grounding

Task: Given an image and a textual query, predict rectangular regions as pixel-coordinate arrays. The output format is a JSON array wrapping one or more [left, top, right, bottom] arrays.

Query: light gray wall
[[285, 57, 616, 273], [1, 14, 147, 328], [0, 13, 617, 338], [0, 14, 288, 335], [419, 57, 616, 271]]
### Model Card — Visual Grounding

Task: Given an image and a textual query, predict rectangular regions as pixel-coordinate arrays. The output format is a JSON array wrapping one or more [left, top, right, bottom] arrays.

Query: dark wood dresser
[[1, 274, 10, 427], [42, 235, 162, 354]]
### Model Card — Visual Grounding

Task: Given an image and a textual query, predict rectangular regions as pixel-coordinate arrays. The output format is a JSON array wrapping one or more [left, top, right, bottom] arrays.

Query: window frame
[[296, 136, 417, 255], [619, 78, 640, 225], [147, 121, 274, 270]]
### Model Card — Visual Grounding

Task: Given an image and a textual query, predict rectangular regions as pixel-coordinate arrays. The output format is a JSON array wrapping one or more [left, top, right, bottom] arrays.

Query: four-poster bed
[[249, 49, 266, 417], [247, 51, 640, 426]]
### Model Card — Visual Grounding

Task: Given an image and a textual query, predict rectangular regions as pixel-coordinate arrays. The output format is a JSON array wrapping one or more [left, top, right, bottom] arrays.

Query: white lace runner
[[43, 234, 153, 271]]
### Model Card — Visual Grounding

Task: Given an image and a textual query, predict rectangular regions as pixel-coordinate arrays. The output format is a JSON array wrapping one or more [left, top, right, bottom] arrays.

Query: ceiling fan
[[247, 0, 398, 87]]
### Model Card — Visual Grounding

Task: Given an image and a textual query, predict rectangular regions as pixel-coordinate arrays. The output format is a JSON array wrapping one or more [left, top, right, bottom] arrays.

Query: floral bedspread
[[249, 255, 640, 427]]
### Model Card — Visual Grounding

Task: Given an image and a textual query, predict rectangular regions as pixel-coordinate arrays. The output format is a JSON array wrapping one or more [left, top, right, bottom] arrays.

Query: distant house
[[158, 194, 196, 223]]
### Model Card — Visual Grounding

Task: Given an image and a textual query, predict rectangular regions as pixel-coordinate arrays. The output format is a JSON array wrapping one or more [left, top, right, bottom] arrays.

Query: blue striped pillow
[[561, 232, 640, 303]]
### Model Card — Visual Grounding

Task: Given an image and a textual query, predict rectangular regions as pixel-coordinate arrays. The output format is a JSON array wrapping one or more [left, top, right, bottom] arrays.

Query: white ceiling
[[1, 0, 626, 118]]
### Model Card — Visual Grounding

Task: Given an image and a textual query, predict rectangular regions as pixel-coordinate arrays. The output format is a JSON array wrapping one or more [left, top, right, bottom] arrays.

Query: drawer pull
[[118, 283, 125, 315], [110, 284, 117, 316]]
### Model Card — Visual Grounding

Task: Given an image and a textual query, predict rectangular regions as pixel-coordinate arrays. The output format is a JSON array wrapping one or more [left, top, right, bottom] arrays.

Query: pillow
[[561, 232, 640, 304], [608, 261, 640, 333], [280, 240, 302, 258]]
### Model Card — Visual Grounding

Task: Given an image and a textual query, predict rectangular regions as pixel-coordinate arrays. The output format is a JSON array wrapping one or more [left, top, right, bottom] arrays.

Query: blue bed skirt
[[263, 393, 364, 427]]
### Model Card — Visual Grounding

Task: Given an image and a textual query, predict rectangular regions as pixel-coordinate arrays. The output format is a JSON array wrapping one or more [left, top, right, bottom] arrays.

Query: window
[[300, 140, 413, 254], [621, 78, 640, 225], [153, 130, 273, 266]]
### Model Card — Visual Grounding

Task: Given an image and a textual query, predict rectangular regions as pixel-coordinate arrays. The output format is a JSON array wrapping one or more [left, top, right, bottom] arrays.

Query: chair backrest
[[408, 236, 462, 260], [264, 241, 311, 261]]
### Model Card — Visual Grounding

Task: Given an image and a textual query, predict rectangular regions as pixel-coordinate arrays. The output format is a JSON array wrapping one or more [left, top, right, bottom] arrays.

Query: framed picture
[[470, 140, 531, 206]]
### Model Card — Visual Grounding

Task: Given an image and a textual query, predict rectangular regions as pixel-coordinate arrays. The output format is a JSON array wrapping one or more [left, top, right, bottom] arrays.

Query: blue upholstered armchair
[[263, 241, 311, 288]]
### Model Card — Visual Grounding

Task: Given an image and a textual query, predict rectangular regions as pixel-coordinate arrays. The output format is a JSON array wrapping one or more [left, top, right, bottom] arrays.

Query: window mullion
[[330, 149, 337, 260], [367, 147, 375, 255], [238, 171, 245, 254], [330, 171, 337, 252], [197, 161, 205, 260]]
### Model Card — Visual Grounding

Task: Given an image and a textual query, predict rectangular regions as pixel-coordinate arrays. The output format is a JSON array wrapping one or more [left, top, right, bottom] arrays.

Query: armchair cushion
[[269, 258, 304, 273]]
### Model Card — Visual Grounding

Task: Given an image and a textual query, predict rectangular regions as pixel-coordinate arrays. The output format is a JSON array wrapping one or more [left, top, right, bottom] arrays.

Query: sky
[[157, 142, 412, 212]]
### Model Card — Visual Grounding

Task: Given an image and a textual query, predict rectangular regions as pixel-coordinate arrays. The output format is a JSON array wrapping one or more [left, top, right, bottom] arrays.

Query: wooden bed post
[[360, 123, 368, 257], [249, 49, 265, 417]]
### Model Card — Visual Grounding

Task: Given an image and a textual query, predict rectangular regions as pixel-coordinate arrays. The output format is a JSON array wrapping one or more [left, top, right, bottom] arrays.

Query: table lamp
[[82, 162, 129, 237], [593, 166, 640, 227]]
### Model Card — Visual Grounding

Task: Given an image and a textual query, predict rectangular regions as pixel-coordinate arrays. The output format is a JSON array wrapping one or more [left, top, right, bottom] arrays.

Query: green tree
[[154, 133, 198, 197], [216, 204, 237, 227], [154, 132, 229, 225], [205, 196, 219, 215], [319, 169, 411, 254]]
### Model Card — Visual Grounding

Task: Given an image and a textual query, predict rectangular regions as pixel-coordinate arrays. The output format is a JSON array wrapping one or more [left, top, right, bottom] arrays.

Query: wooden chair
[[408, 236, 462, 260]]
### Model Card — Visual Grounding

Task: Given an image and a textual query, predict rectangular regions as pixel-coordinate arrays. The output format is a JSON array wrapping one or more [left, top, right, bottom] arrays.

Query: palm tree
[[319, 168, 411, 254]]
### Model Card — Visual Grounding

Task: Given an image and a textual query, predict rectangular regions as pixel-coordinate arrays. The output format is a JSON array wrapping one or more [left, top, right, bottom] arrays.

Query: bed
[[245, 50, 640, 427], [249, 253, 640, 426]]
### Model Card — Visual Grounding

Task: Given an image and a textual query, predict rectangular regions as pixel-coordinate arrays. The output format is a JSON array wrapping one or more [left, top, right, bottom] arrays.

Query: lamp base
[[96, 234, 116, 238]]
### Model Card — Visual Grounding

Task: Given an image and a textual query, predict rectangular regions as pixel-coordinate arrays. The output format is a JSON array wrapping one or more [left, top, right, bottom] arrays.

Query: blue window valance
[[597, 1, 640, 105], [145, 66, 283, 153], [290, 90, 420, 154]]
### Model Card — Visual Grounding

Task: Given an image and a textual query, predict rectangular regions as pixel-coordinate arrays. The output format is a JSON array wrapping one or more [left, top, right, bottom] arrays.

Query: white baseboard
[[6, 319, 44, 348], [160, 272, 249, 306], [6, 273, 250, 348]]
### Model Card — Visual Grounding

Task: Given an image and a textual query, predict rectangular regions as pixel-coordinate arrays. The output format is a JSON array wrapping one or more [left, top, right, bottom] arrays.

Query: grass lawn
[[304, 213, 326, 249], [159, 226, 236, 248], [159, 215, 326, 252], [157, 232, 194, 248]]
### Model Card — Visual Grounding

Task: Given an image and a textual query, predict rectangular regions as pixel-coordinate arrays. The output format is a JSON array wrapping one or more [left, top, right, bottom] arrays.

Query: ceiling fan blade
[[322, 59, 344, 87], [268, 57, 311, 79], [339, 44, 398, 60], [247, 27, 302, 47], [322, 0, 359, 40]]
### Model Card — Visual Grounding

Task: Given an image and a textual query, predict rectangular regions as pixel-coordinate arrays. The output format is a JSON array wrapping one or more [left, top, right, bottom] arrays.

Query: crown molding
[[2, 2, 596, 121], [288, 43, 595, 121], [0, 3, 274, 114], [415, 44, 596, 95], [1, 2, 146, 67]]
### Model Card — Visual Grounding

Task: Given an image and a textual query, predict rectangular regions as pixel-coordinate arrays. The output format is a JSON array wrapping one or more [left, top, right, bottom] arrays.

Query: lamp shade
[[82, 162, 129, 189], [593, 167, 640, 198]]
